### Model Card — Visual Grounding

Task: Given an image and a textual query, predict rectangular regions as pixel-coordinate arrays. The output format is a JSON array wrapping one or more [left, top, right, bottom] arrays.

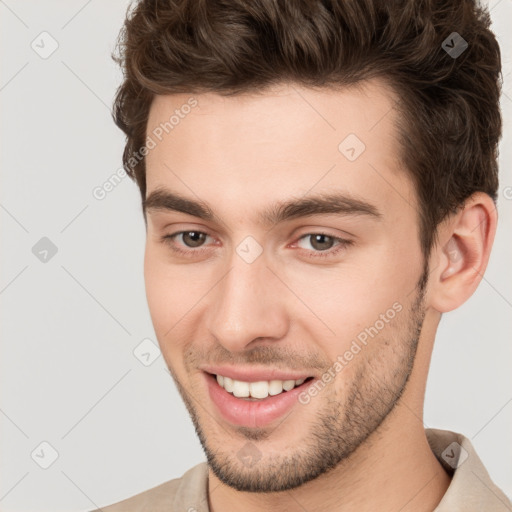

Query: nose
[[205, 254, 289, 352]]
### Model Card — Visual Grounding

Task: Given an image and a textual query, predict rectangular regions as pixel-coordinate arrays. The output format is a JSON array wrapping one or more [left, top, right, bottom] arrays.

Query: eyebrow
[[143, 187, 382, 226]]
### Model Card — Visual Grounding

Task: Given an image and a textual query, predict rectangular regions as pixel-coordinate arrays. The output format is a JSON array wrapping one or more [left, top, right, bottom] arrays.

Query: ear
[[427, 192, 497, 313]]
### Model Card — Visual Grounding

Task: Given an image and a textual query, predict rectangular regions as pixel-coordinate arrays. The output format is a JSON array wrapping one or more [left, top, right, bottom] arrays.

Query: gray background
[[1, 1, 511, 510]]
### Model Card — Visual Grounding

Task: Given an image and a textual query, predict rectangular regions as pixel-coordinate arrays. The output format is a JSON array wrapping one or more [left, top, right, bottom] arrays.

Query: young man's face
[[143, 80, 430, 492]]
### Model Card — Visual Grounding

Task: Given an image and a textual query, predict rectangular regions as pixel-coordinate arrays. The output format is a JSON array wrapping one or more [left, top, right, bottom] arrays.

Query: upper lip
[[200, 365, 315, 383]]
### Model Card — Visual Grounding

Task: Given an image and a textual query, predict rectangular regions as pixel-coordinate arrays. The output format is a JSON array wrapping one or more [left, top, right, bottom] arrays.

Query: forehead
[[144, 79, 417, 225]]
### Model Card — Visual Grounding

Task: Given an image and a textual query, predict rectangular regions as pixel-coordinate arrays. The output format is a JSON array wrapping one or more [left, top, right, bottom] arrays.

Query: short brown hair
[[112, 0, 502, 256]]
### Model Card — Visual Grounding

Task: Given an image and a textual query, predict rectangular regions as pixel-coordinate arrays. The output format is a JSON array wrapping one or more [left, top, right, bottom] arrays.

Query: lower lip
[[205, 372, 315, 429]]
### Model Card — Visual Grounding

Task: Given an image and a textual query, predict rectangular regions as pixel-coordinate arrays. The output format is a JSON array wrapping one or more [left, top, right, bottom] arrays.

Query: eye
[[174, 231, 208, 248], [160, 230, 353, 260], [161, 230, 213, 256], [294, 233, 353, 259]]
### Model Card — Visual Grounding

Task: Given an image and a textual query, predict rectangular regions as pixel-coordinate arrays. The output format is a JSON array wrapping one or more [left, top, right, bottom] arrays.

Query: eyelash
[[160, 231, 353, 259]]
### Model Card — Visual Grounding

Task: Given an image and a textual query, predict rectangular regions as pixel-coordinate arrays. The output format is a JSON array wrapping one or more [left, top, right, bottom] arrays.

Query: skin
[[143, 79, 496, 512]]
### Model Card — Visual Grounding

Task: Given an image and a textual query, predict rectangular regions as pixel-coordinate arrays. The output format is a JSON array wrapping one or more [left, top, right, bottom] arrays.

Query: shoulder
[[89, 461, 209, 512], [426, 428, 512, 511]]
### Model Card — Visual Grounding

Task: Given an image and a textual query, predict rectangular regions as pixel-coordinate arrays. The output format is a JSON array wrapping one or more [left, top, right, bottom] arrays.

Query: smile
[[204, 371, 316, 428], [215, 374, 313, 400]]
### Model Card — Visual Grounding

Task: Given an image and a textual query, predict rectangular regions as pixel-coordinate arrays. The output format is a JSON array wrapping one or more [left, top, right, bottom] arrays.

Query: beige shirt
[[93, 428, 511, 511]]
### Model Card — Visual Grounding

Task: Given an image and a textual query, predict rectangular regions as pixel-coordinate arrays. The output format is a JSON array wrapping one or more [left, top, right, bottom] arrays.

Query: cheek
[[143, 246, 213, 351], [143, 251, 188, 373], [143, 247, 186, 337], [279, 253, 417, 349]]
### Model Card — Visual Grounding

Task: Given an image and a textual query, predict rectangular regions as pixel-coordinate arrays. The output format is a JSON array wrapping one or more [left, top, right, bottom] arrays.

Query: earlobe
[[429, 193, 497, 313]]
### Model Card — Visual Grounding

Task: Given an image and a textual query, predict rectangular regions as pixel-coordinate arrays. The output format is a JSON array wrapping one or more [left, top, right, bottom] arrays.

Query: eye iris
[[183, 231, 206, 248], [310, 234, 334, 251]]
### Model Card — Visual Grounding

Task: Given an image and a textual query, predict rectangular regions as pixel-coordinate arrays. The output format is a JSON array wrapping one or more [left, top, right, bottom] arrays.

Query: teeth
[[249, 381, 270, 399], [215, 375, 309, 399], [282, 380, 296, 391], [223, 376, 234, 393], [232, 380, 250, 398], [268, 380, 284, 396]]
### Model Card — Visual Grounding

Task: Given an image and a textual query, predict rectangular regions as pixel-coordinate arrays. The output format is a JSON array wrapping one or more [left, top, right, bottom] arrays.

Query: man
[[94, 0, 511, 510]]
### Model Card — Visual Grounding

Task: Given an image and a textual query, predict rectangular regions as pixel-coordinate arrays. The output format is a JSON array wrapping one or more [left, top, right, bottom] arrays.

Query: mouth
[[209, 372, 315, 400], [203, 371, 316, 428]]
